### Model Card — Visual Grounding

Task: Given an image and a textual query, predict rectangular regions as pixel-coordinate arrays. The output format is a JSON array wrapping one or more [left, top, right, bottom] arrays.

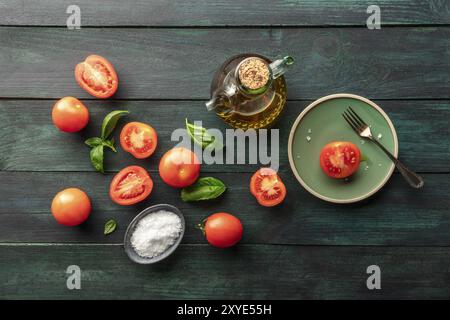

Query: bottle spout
[[269, 56, 294, 80], [206, 97, 218, 111]]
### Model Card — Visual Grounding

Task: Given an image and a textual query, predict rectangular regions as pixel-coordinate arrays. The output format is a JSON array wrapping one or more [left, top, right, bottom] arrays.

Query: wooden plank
[[0, 100, 448, 172], [0, 27, 448, 99], [0, 244, 449, 299], [1, 0, 449, 26], [0, 172, 448, 245]]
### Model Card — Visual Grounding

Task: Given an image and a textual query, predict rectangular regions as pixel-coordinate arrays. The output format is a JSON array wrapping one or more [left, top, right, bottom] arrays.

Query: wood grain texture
[[0, 27, 448, 99], [1, 0, 449, 26], [1, 172, 448, 245], [1, 1, 449, 300], [0, 100, 448, 172], [1, 244, 449, 299]]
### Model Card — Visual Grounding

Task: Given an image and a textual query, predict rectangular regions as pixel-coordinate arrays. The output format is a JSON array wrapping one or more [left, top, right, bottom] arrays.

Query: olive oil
[[207, 53, 292, 130]]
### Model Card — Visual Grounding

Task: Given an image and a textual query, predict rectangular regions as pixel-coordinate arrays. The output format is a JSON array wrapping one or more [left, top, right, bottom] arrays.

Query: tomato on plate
[[75, 55, 118, 99], [109, 166, 153, 205], [250, 168, 286, 207], [52, 97, 89, 133], [159, 147, 200, 188], [120, 122, 157, 159], [319, 141, 361, 179], [200, 213, 243, 248], [51, 188, 91, 226]]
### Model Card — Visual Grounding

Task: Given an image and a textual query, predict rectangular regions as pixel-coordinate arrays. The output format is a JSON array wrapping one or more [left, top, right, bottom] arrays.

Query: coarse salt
[[131, 210, 182, 259]]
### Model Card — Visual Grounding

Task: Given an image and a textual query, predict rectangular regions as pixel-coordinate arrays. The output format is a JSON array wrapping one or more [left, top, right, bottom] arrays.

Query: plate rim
[[287, 93, 399, 204]]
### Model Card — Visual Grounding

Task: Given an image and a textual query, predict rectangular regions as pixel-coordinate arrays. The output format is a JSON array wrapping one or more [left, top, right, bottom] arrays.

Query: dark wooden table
[[0, 1, 449, 299]]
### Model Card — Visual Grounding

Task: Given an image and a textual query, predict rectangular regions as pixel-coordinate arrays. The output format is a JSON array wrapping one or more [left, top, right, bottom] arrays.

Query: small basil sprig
[[85, 110, 129, 173], [89, 144, 104, 173], [101, 111, 129, 139], [104, 219, 117, 235], [185, 119, 223, 150], [181, 177, 226, 202]]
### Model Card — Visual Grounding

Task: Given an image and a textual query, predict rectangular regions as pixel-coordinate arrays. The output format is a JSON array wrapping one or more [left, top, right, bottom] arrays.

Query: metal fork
[[343, 107, 424, 189]]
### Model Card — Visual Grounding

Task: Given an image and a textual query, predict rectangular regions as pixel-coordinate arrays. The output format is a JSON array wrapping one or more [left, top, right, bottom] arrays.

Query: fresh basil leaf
[[101, 110, 129, 140], [205, 134, 224, 152], [90, 145, 104, 173], [85, 137, 103, 148], [186, 119, 217, 149], [181, 177, 226, 202], [102, 139, 117, 152], [104, 219, 117, 235]]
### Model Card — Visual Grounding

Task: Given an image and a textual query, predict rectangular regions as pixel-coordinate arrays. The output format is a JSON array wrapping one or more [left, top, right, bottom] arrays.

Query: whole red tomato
[[200, 213, 243, 248], [159, 147, 200, 188], [52, 97, 89, 133], [320, 141, 361, 179], [51, 188, 91, 226]]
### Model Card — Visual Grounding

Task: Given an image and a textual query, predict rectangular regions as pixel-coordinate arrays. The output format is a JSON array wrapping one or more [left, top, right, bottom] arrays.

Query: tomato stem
[[360, 153, 369, 163], [196, 220, 206, 236]]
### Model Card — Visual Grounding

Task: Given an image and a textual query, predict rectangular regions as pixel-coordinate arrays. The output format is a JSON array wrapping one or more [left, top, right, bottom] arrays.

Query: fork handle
[[371, 139, 424, 189]]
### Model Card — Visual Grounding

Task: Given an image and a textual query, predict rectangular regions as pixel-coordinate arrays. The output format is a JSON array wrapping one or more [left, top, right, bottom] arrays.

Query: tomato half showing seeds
[[52, 97, 89, 133], [319, 141, 361, 179], [120, 122, 157, 159], [250, 168, 286, 207], [75, 55, 118, 99], [51, 188, 91, 226], [201, 213, 243, 248], [159, 147, 200, 188], [109, 166, 153, 205]]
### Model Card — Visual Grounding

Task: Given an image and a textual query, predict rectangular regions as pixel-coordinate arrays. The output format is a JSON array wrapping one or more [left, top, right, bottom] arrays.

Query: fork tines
[[342, 106, 367, 133]]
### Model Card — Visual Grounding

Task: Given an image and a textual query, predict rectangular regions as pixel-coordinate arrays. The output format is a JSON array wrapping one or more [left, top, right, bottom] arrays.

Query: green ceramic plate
[[288, 93, 398, 203]]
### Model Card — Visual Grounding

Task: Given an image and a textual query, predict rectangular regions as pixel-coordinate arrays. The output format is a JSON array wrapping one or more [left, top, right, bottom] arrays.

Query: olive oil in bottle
[[206, 54, 293, 129]]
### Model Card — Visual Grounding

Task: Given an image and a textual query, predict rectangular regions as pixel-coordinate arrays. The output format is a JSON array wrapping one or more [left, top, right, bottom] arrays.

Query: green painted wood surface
[[0, 28, 448, 100], [0, 100, 448, 172], [0, 1, 449, 300], [1, 0, 449, 26], [0, 172, 448, 245], [1, 245, 449, 299]]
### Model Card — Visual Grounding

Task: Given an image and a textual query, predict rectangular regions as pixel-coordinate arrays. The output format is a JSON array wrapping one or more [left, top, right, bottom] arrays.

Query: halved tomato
[[120, 122, 157, 159], [250, 168, 286, 207], [109, 166, 153, 205], [75, 55, 118, 99], [319, 141, 361, 179]]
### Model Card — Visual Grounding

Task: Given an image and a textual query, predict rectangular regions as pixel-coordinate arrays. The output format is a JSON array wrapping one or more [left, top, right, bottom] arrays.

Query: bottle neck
[[269, 56, 294, 79]]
